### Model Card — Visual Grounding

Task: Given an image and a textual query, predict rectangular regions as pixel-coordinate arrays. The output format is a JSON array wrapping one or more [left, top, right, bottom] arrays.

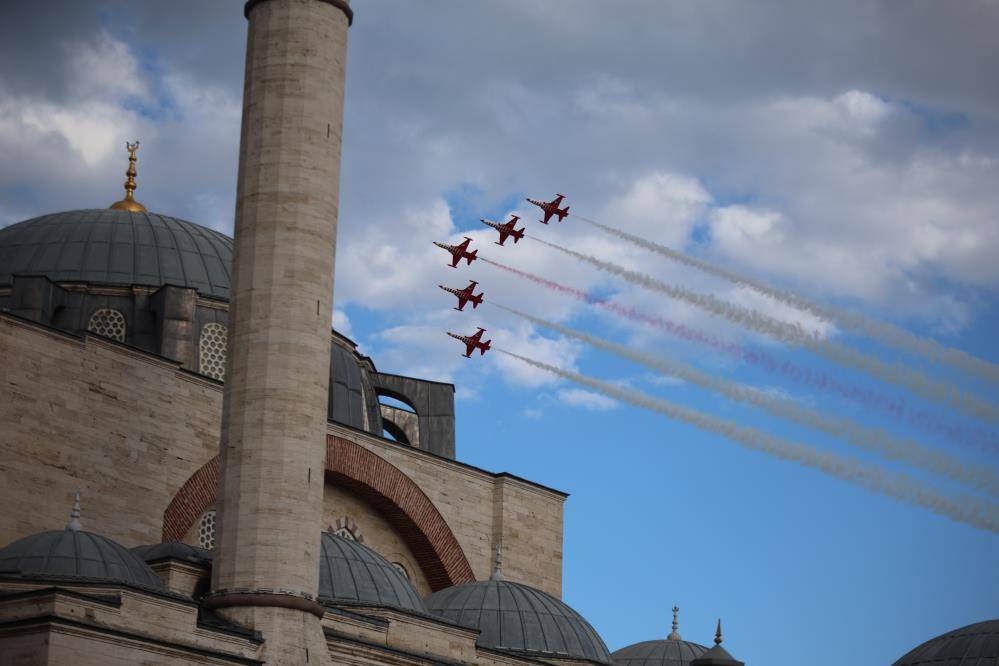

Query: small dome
[[613, 639, 709, 666], [893, 619, 999, 666], [318, 532, 427, 614], [132, 540, 212, 567], [0, 209, 233, 300], [0, 529, 164, 590], [426, 579, 612, 663]]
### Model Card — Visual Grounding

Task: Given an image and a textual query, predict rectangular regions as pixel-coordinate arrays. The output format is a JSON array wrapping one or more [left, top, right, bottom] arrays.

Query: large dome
[[0, 209, 233, 300], [613, 639, 709, 666], [0, 529, 164, 590], [425, 578, 612, 663], [893, 619, 999, 666], [318, 532, 427, 614]]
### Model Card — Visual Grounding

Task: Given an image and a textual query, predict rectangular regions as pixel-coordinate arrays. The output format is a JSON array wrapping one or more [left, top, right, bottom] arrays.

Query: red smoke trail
[[479, 256, 997, 454]]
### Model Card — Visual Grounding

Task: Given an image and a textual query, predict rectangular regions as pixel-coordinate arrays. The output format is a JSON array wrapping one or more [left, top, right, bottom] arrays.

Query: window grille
[[199, 323, 228, 380], [87, 308, 126, 342], [198, 510, 216, 550]]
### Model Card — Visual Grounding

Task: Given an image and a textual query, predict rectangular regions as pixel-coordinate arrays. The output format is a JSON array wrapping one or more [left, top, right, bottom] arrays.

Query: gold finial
[[67, 490, 82, 531], [110, 140, 148, 212], [667, 605, 682, 640], [714, 619, 723, 646]]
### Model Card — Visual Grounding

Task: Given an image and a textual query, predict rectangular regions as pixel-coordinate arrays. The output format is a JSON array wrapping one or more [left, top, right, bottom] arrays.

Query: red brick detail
[[162, 455, 220, 541], [161, 437, 475, 592], [325, 435, 475, 591]]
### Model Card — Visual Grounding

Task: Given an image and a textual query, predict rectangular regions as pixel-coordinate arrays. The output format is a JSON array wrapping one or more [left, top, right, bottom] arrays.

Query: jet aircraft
[[481, 215, 525, 246], [526, 193, 570, 224], [447, 327, 491, 358], [433, 237, 478, 268], [438, 280, 484, 311]]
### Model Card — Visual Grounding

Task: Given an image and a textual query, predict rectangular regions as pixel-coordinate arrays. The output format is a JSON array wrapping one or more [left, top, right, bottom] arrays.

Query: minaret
[[205, 0, 352, 663]]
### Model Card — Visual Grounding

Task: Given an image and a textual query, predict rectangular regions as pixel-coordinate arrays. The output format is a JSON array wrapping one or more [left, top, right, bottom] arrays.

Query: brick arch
[[161, 436, 475, 592], [162, 456, 220, 543], [324, 435, 474, 591]]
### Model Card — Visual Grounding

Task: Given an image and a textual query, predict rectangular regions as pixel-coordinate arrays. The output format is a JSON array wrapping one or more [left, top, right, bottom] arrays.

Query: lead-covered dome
[[893, 619, 999, 666], [0, 209, 233, 300], [613, 639, 709, 666], [318, 532, 427, 614], [426, 579, 612, 663], [0, 529, 164, 590]]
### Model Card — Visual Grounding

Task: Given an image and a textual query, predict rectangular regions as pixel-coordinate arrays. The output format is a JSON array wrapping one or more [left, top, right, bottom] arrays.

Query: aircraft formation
[[435, 193, 568, 357]]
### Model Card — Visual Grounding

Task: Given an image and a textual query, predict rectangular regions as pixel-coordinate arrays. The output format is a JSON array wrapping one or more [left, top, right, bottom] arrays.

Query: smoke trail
[[479, 256, 998, 454], [527, 235, 998, 425], [494, 302, 999, 497], [497, 349, 999, 534], [576, 214, 999, 385]]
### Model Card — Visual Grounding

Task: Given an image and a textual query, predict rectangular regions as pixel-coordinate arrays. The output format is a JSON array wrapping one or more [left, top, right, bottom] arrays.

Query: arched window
[[87, 308, 126, 342], [391, 561, 410, 580], [199, 323, 228, 381], [198, 509, 216, 549]]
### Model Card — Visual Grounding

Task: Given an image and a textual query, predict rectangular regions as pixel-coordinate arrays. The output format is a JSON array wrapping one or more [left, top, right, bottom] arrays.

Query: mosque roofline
[[322, 627, 565, 666], [0, 612, 264, 665], [4, 312, 567, 497], [0, 311, 223, 386], [372, 370, 456, 391], [323, 628, 474, 666], [328, 420, 570, 498], [0, 274, 230, 307], [0, 573, 189, 605], [0, 583, 264, 645]]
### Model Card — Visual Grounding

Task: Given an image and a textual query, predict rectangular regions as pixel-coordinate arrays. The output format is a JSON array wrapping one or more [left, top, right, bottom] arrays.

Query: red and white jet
[[447, 327, 491, 358], [526, 193, 570, 224], [433, 237, 478, 268], [438, 280, 484, 311], [481, 215, 525, 246]]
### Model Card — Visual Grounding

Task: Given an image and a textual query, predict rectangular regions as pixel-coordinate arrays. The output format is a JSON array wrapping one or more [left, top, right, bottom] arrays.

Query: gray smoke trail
[[577, 214, 999, 385], [497, 349, 999, 534], [529, 235, 998, 425], [495, 303, 999, 498]]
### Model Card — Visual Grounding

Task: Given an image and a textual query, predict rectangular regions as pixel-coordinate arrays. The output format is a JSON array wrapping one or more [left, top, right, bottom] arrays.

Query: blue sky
[[0, 2, 996, 664]]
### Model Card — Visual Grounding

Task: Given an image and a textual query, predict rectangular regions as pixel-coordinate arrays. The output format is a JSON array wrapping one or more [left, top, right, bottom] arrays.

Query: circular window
[[198, 510, 216, 550], [199, 323, 228, 381], [88, 308, 126, 342]]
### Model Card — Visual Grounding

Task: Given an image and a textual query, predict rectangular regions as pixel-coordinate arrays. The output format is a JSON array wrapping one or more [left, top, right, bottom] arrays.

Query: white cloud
[[600, 171, 712, 248], [556, 388, 618, 411], [332, 308, 353, 338]]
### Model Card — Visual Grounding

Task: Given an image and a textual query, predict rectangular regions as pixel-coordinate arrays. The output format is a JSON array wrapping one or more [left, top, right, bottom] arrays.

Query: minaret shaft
[[208, 0, 350, 661]]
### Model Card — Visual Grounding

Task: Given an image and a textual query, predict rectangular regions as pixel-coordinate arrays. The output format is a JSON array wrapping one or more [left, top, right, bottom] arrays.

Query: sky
[[1, 1, 997, 664]]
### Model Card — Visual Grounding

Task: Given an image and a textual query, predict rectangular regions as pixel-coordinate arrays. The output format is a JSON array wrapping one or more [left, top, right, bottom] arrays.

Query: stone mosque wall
[[0, 312, 565, 598], [0, 313, 222, 547]]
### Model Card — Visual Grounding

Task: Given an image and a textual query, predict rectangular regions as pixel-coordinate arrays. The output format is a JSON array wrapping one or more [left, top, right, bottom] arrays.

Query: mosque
[[0, 1, 994, 664]]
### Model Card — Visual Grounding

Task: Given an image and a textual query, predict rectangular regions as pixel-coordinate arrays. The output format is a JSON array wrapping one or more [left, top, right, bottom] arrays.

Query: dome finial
[[109, 140, 148, 213], [490, 541, 504, 581], [714, 619, 723, 646], [667, 605, 682, 640], [67, 490, 82, 531]]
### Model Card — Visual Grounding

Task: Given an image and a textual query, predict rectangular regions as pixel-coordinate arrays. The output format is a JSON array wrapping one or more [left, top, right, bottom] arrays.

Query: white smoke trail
[[528, 235, 998, 425], [576, 214, 999, 385], [497, 349, 999, 534], [495, 303, 999, 497]]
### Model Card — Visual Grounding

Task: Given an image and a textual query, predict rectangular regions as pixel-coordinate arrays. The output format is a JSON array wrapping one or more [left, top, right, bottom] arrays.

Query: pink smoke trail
[[478, 256, 997, 455]]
